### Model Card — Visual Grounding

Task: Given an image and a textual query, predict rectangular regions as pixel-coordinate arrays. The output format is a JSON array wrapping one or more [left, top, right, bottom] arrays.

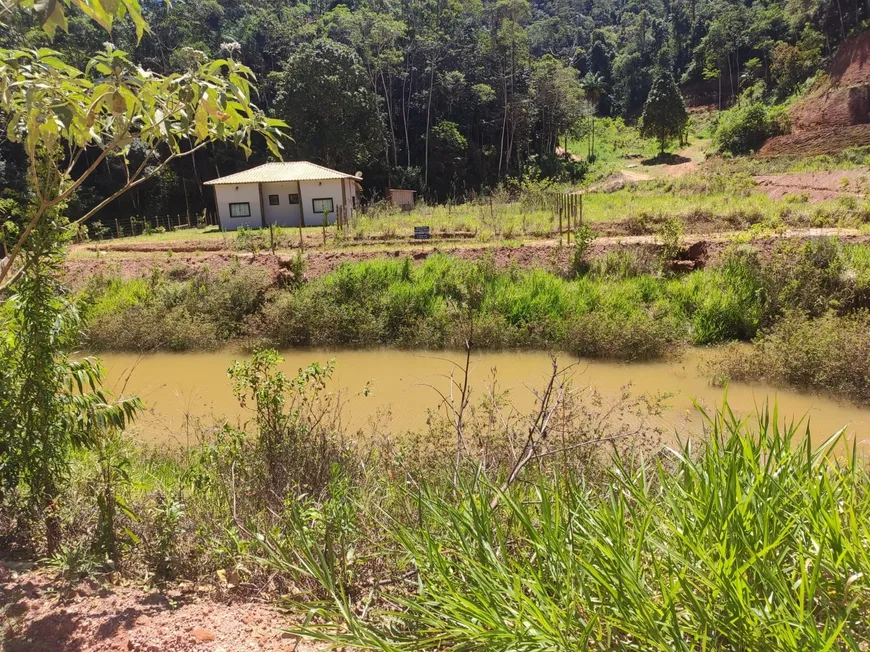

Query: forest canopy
[[0, 0, 864, 218]]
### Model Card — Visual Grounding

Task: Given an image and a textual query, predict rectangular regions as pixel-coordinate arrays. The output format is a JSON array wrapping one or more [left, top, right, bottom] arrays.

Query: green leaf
[[40, 0, 68, 39]]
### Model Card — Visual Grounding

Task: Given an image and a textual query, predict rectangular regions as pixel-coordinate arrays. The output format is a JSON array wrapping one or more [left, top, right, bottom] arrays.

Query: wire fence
[[65, 192, 584, 246], [76, 210, 220, 243]]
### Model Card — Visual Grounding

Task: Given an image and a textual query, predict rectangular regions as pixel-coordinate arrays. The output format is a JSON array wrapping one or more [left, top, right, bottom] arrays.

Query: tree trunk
[[835, 0, 846, 40], [591, 117, 595, 159], [727, 54, 733, 103], [402, 59, 413, 168], [424, 60, 436, 188], [498, 67, 508, 177], [381, 71, 399, 167]]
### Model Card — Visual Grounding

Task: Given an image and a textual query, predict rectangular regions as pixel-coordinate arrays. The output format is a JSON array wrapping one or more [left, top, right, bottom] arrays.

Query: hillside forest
[[0, 0, 865, 219]]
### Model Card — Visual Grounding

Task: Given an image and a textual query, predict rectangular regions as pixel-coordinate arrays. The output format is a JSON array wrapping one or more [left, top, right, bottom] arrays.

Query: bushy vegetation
[[81, 253, 752, 359], [82, 264, 272, 351], [713, 101, 791, 154], [81, 240, 870, 365], [715, 310, 870, 403]]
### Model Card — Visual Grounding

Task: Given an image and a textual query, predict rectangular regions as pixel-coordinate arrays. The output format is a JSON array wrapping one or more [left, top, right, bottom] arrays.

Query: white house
[[204, 161, 361, 231]]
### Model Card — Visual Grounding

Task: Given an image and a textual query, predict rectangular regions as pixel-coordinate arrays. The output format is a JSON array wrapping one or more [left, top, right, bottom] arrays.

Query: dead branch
[[491, 356, 569, 510]]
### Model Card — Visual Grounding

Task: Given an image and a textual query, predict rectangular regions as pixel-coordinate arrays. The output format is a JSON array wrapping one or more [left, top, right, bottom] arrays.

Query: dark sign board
[[414, 226, 431, 240]]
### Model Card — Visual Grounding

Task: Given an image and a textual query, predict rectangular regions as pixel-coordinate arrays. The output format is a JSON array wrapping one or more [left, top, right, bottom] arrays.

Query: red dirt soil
[[753, 167, 869, 201], [0, 562, 324, 652], [758, 123, 870, 157], [789, 84, 870, 133], [760, 30, 870, 156], [62, 230, 870, 290], [825, 30, 870, 87]]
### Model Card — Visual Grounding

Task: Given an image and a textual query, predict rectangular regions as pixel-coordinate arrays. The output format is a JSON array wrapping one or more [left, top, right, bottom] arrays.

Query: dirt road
[[62, 228, 870, 289]]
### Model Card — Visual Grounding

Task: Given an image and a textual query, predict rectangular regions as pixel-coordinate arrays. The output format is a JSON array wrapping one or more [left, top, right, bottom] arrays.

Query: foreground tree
[[640, 70, 688, 154], [0, 0, 283, 553], [0, 4, 285, 289], [0, 212, 141, 552]]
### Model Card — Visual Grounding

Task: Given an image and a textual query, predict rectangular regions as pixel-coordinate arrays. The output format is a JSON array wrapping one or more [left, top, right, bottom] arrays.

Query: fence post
[[114, 217, 121, 239], [566, 195, 572, 246]]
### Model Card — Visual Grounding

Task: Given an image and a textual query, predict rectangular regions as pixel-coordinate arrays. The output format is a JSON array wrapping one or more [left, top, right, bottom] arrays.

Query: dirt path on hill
[[611, 141, 707, 185], [618, 169, 653, 182], [0, 562, 324, 652]]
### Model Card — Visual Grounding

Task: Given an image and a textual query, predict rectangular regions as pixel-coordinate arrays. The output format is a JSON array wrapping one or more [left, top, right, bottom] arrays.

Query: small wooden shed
[[388, 188, 416, 211]]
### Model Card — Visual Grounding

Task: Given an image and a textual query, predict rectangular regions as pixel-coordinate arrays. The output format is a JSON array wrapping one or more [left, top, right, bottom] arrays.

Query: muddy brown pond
[[95, 348, 870, 449]]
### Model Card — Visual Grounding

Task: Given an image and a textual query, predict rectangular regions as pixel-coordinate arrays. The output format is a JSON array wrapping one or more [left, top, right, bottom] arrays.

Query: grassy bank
[[290, 407, 870, 650], [81, 251, 747, 359], [713, 310, 870, 404], [82, 238, 870, 362], [7, 350, 869, 650]]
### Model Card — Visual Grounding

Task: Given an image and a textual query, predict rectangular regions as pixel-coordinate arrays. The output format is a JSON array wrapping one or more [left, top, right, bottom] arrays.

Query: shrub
[[570, 223, 597, 276], [591, 249, 659, 279], [761, 237, 845, 320], [713, 310, 870, 403], [82, 265, 269, 350], [656, 215, 684, 262], [690, 247, 765, 343], [713, 101, 790, 155], [567, 308, 678, 360]]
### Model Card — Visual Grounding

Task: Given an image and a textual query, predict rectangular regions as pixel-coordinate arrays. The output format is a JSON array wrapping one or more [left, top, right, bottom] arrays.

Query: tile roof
[[204, 161, 361, 185]]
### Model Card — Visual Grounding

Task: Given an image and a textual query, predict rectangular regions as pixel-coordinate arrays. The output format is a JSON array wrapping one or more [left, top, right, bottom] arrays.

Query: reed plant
[[278, 404, 870, 650]]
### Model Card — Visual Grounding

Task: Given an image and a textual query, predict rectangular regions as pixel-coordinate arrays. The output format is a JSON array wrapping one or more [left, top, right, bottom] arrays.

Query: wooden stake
[[115, 217, 121, 238], [566, 195, 571, 246]]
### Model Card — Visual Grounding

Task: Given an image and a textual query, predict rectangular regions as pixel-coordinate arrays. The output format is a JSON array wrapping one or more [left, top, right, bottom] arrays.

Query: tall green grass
[[256, 252, 768, 357], [82, 240, 870, 364], [277, 405, 870, 650]]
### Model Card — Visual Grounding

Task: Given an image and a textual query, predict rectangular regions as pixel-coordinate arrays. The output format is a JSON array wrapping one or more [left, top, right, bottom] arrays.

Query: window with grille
[[312, 198, 334, 214], [229, 202, 251, 217]]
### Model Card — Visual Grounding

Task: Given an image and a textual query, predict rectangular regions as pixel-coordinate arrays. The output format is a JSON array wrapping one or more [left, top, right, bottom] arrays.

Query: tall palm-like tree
[[581, 72, 606, 161]]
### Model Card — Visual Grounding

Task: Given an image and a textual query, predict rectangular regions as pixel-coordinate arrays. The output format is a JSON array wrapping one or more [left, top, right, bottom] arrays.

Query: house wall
[[214, 184, 262, 231], [262, 181, 302, 227], [214, 177, 358, 230], [299, 178, 352, 226]]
